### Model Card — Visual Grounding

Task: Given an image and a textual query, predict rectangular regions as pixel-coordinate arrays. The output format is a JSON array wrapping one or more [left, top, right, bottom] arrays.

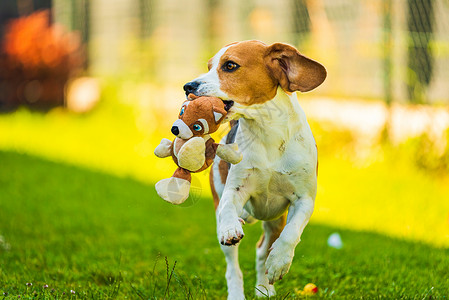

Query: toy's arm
[[215, 143, 242, 164], [154, 138, 173, 158]]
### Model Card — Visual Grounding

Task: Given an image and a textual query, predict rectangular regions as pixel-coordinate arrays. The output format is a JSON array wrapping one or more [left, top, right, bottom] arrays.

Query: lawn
[[1, 91, 449, 299], [1, 151, 448, 299]]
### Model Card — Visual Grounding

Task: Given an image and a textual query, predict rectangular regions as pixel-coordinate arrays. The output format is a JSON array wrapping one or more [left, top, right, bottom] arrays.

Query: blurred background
[[1, 0, 449, 249]]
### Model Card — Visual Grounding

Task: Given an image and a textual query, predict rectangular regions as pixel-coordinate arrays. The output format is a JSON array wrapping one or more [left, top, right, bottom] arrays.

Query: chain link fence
[[1, 0, 449, 109], [89, 0, 449, 104]]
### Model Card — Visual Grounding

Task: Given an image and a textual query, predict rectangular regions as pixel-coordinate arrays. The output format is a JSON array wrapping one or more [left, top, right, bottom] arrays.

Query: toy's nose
[[171, 126, 179, 136], [183, 81, 200, 96]]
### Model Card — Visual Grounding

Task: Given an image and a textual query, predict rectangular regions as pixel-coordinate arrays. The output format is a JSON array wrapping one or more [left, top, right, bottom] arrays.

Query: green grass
[[1, 151, 448, 299], [1, 91, 449, 298]]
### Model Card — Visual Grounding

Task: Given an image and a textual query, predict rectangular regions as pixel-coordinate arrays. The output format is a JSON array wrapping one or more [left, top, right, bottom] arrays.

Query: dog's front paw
[[217, 218, 244, 246], [227, 290, 245, 300], [265, 240, 294, 284], [255, 284, 276, 298]]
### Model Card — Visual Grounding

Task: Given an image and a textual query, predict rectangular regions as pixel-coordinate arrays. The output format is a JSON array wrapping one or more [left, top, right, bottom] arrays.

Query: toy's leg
[[155, 168, 191, 205], [216, 143, 242, 165], [172, 168, 191, 182], [154, 138, 172, 158]]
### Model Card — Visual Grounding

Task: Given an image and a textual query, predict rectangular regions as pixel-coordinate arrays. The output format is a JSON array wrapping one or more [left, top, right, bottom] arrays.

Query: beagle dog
[[183, 40, 326, 299]]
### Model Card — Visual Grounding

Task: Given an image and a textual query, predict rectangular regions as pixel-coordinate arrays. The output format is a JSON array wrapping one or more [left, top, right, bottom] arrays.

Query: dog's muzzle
[[183, 81, 200, 96], [183, 81, 234, 111], [222, 100, 234, 111]]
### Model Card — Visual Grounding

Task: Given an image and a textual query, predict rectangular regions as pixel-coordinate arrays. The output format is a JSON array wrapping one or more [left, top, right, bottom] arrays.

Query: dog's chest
[[229, 91, 318, 220], [239, 127, 317, 220]]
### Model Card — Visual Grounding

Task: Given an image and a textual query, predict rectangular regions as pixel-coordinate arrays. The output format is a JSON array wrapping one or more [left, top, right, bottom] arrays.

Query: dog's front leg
[[265, 196, 314, 284], [220, 244, 245, 300], [216, 171, 250, 246]]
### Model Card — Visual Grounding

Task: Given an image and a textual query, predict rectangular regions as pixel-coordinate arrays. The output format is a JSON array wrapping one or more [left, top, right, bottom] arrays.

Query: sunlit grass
[[0, 86, 448, 248], [315, 155, 449, 247], [0, 91, 171, 184]]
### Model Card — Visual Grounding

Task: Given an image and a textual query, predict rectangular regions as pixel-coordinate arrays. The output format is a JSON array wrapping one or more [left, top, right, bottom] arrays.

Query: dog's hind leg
[[265, 196, 315, 284], [255, 213, 286, 298]]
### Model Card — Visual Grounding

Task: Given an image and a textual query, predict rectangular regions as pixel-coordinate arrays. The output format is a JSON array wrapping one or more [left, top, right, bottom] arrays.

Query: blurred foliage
[[0, 10, 84, 111], [311, 117, 449, 179], [409, 129, 449, 176], [309, 120, 358, 159]]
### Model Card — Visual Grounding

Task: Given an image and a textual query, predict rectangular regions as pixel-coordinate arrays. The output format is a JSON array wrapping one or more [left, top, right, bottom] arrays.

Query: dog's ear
[[207, 58, 213, 71], [265, 43, 327, 93], [212, 105, 226, 124]]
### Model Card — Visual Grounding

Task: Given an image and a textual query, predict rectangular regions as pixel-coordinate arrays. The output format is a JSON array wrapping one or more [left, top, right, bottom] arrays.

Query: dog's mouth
[[187, 92, 234, 112], [222, 100, 234, 111]]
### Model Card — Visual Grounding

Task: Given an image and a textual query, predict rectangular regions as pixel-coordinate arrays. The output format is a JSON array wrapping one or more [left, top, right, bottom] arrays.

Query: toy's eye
[[193, 124, 202, 131], [180, 106, 185, 116], [222, 61, 240, 72]]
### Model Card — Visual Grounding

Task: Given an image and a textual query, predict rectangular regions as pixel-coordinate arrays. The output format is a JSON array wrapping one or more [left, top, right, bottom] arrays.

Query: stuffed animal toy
[[154, 95, 242, 204]]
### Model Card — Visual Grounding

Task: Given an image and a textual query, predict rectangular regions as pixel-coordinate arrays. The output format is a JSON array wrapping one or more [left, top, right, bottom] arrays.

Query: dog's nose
[[183, 81, 200, 96], [171, 126, 179, 136]]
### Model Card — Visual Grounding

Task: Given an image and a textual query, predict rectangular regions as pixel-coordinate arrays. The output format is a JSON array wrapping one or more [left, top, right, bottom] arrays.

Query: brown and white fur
[[183, 40, 326, 299]]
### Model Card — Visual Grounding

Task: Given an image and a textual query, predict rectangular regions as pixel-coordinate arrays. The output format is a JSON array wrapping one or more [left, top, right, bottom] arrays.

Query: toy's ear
[[265, 43, 327, 93], [187, 93, 199, 100], [212, 105, 226, 124]]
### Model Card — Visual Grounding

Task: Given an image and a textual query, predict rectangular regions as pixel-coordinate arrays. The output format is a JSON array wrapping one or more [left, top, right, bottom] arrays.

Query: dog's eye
[[222, 61, 240, 72], [193, 124, 202, 131], [180, 106, 185, 116]]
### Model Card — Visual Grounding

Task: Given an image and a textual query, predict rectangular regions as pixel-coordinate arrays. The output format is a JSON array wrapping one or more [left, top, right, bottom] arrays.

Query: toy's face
[[170, 97, 227, 139]]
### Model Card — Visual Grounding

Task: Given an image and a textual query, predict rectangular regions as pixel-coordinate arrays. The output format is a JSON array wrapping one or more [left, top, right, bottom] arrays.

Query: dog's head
[[171, 95, 227, 139], [183, 40, 326, 110]]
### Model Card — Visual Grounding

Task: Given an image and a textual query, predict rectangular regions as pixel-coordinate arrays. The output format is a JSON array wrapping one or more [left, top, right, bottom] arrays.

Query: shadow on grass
[[0, 151, 448, 299]]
